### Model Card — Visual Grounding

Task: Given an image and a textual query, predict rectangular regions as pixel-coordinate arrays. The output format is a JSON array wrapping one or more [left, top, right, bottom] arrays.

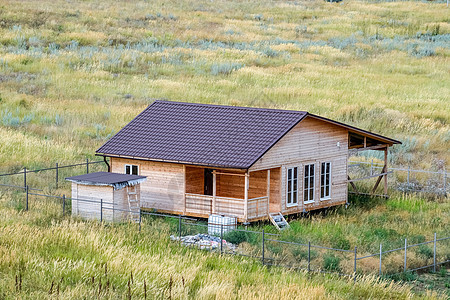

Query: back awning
[[66, 172, 146, 190]]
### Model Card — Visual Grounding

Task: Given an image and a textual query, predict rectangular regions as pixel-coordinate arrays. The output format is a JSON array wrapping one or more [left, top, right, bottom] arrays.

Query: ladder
[[269, 212, 290, 230], [126, 185, 140, 223]]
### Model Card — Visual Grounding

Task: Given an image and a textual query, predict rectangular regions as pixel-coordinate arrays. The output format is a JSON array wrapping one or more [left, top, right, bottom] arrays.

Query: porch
[[184, 166, 281, 222]]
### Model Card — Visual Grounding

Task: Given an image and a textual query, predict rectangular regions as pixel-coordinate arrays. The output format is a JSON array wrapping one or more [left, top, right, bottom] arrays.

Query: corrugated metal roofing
[[96, 101, 307, 169], [66, 172, 146, 189]]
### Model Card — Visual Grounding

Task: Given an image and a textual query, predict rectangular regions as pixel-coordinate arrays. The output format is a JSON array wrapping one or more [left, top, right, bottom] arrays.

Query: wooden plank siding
[[71, 183, 114, 221], [111, 157, 185, 214], [250, 116, 348, 215]]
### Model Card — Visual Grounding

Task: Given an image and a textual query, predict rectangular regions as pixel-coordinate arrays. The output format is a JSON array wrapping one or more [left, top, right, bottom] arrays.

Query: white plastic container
[[208, 214, 237, 236]]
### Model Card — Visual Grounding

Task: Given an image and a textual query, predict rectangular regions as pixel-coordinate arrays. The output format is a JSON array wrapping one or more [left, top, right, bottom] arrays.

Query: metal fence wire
[[1, 182, 448, 282], [348, 160, 448, 196]]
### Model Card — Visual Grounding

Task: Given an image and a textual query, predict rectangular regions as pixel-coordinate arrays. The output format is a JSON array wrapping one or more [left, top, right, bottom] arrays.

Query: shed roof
[[66, 172, 146, 190], [96, 100, 400, 169]]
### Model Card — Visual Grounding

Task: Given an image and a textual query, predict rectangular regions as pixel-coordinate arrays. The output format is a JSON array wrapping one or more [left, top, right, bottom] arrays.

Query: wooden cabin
[[66, 172, 146, 222], [96, 101, 400, 223]]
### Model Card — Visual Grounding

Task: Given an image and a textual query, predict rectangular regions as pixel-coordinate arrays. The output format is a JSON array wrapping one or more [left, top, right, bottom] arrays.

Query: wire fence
[[0, 158, 107, 190], [348, 160, 448, 197], [0, 182, 448, 281]]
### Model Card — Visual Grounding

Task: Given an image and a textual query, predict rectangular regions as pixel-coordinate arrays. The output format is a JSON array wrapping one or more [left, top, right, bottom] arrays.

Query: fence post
[[86, 158, 89, 174], [379, 243, 382, 276], [23, 168, 27, 188], [353, 246, 357, 283], [261, 229, 265, 265], [178, 215, 182, 244], [62, 194, 65, 216], [407, 166, 410, 185], [308, 241, 311, 273], [25, 185, 29, 211], [139, 208, 142, 232], [370, 159, 373, 176], [55, 163, 59, 189], [100, 198, 103, 222], [404, 238, 407, 272], [433, 233, 436, 273], [220, 224, 223, 255], [444, 168, 447, 194]]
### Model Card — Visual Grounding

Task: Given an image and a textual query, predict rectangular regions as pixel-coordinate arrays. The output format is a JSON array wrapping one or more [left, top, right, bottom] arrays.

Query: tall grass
[[0, 192, 444, 299], [0, 0, 448, 171]]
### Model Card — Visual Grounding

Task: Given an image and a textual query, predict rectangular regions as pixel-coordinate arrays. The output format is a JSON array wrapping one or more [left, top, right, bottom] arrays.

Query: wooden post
[[433, 233, 437, 273], [23, 168, 27, 188], [383, 147, 388, 195], [212, 170, 216, 214], [86, 158, 89, 174], [379, 243, 382, 276], [244, 172, 249, 222], [183, 166, 186, 215], [267, 169, 270, 218], [404, 238, 407, 272], [139, 208, 142, 232], [56, 163, 59, 189]]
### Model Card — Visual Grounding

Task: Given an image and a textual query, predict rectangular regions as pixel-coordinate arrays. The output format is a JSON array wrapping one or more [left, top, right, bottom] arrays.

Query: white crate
[[208, 214, 237, 236]]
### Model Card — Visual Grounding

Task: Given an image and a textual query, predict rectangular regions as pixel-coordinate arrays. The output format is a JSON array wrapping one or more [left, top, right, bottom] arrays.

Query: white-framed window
[[320, 162, 331, 200], [304, 164, 315, 203], [125, 164, 139, 175], [286, 167, 298, 207]]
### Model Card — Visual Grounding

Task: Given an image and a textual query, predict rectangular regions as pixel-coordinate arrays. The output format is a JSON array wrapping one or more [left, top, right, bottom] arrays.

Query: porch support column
[[267, 169, 270, 218], [212, 170, 217, 214], [244, 172, 249, 222], [384, 147, 388, 196]]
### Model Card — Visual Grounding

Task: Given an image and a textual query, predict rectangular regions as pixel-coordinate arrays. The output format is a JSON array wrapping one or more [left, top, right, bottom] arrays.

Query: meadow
[[0, 189, 448, 299], [0, 0, 449, 171], [0, 0, 449, 298]]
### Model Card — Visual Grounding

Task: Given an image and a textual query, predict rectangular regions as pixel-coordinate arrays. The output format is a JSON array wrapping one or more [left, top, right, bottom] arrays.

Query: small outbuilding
[[66, 172, 146, 222]]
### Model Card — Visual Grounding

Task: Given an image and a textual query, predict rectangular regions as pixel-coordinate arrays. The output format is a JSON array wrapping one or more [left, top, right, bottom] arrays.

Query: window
[[304, 164, 315, 203], [125, 164, 139, 175], [286, 167, 298, 207], [320, 162, 331, 200]]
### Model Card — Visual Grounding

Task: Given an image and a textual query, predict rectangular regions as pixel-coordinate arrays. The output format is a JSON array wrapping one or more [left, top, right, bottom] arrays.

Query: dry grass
[[0, 192, 443, 299]]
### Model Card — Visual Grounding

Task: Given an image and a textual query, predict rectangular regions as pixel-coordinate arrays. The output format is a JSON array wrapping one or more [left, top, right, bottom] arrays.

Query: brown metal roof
[[96, 100, 400, 169], [96, 100, 307, 169]]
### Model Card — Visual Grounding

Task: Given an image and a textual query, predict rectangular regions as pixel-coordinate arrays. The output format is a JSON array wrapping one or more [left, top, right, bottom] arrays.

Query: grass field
[[0, 0, 449, 298], [0, 190, 448, 299], [0, 0, 449, 170]]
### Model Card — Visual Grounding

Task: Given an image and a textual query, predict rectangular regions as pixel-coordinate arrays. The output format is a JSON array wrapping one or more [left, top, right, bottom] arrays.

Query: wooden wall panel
[[185, 166, 204, 194], [249, 116, 349, 215], [216, 173, 244, 199], [74, 184, 114, 221], [269, 168, 281, 213], [111, 158, 185, 214], [248, 170, 268, 199]]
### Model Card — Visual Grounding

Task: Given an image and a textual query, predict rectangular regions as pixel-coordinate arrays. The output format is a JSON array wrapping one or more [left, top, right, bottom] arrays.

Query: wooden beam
[[349, 144, 390, 153], [384, 147, 388, 195], [244, 172, 249, 222], [364, 136, 367, 148], [347, 171, 393, 182], [348, 175, 359, 194], [212, 169, 216, 214], [267, 169, 270, 218], [214, 172, 246, 177], [372, 165, 387, 193], [183, 165, 186, 215]]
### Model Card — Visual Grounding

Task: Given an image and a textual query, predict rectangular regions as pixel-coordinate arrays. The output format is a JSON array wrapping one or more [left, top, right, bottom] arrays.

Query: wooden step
[[269, 212, 290, 231]]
